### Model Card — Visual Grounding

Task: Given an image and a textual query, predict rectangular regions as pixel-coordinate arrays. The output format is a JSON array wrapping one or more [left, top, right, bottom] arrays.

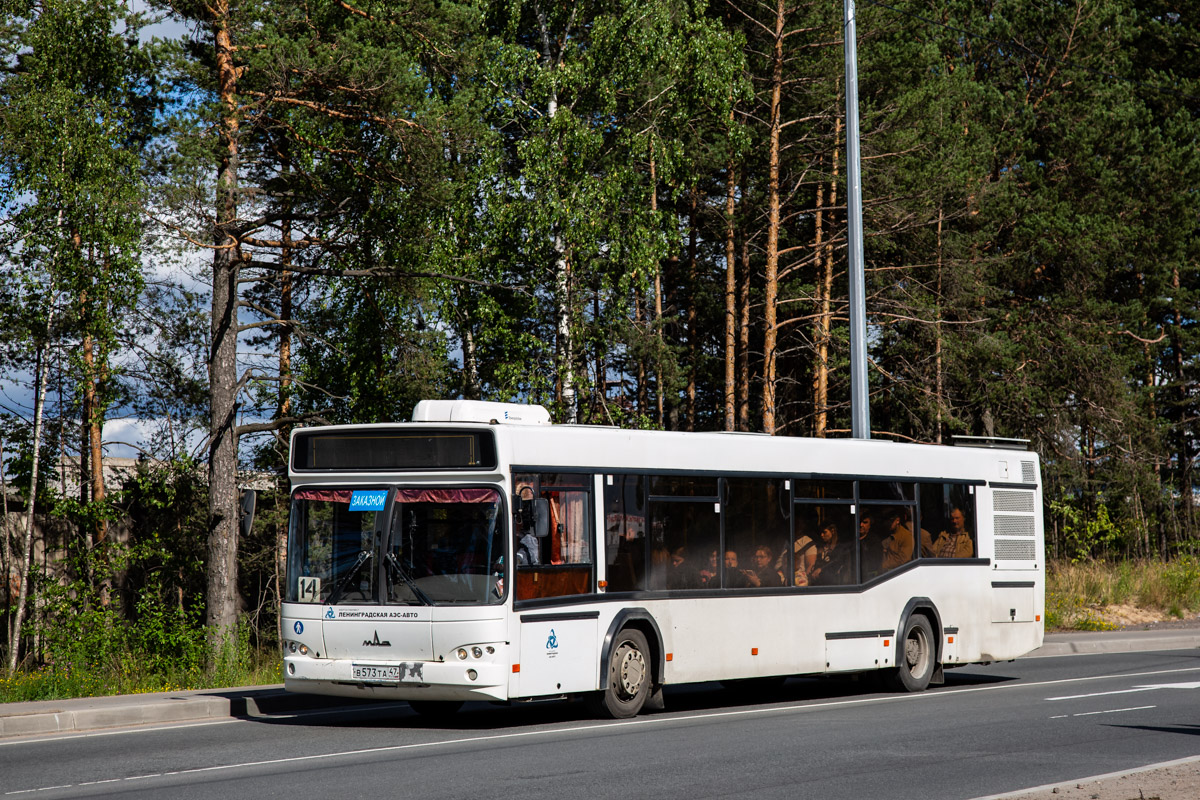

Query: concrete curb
[[1026, 628, 1200, 658], [0, 685, 357, 739], [3, 630, 1198, 739]]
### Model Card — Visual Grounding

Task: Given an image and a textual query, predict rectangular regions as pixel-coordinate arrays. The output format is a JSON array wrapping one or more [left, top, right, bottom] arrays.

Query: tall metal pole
[[844, 0, 870, 439]]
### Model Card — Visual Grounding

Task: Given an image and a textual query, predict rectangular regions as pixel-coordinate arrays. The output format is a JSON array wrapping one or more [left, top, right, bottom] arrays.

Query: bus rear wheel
[[587, 628, 650, 719], [884, 615, 935, 692]]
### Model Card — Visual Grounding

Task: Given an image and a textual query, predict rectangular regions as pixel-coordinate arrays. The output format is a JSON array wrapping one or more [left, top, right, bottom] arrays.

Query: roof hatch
[[411, 400, 552, 426]]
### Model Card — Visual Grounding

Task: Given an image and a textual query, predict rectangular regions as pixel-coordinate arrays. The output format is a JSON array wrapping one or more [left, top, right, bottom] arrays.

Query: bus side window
[[862, 481, 917, 576], [919, 483, 976, 559], [515, 473, 595, 601], [603, 475, 645, 593], [725, 477, 790, 589], [797, 503, 854, 587]]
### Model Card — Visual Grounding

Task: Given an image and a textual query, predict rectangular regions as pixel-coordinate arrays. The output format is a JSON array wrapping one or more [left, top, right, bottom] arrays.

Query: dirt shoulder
[[992, 757, 1200, 800], [1053, 604, 1200, 633], [1106, 605, 1200, 631]]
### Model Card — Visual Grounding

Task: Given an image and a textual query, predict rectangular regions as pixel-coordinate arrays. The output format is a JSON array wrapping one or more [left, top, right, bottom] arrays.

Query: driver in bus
[[516, 528, 540, 565]]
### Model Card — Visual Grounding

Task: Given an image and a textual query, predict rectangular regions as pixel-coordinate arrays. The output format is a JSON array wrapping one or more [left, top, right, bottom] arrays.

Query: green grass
[[1046, 557, 1200, 631], [0, 649, 281, 704]]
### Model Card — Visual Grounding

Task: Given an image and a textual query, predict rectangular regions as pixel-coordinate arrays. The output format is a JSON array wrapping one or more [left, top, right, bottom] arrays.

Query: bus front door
[[517, 613, 599, 697]]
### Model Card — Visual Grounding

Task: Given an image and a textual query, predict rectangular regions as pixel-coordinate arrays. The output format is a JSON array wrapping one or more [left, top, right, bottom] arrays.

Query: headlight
[[286, 641, 310, 656], [456, 648, 468, 660], [472, 647, 483, 659]]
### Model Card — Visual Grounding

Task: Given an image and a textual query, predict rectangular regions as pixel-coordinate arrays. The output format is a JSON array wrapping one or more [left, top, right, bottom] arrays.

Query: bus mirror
[[534, 498, 550, 538]]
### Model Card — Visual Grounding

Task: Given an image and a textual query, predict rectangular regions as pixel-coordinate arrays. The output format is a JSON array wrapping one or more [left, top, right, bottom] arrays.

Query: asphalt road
[[4, 649, 1200, 800]]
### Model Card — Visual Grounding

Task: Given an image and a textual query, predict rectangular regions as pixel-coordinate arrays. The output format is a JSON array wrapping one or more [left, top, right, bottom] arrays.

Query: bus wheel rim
[[616, 644, 646, 698], [905, 628, 928, 672]]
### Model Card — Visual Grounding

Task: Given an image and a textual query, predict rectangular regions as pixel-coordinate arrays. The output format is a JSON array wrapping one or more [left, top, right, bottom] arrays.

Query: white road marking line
[[1071, 705, 1156, 717], [1048, 679, 1200, 701], [1047, 687, 1157, 701]]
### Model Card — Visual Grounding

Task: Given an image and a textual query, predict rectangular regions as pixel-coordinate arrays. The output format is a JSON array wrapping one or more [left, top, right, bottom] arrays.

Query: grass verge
[[0, 621, 281, 704], [1046, 557, 1200, 630]]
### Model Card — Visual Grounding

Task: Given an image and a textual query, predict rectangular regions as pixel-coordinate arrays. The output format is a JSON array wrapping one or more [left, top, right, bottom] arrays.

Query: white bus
[[281, 399, 1044, 718]]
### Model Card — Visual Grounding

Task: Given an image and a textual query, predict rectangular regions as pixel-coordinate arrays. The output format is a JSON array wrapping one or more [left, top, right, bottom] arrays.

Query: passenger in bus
[[724, 550, 751, 588], [744, 545, 783, 587], [648, 543, 671, 589], [793, 533, 817, 586], [880, 510, 914, 571], [809, 522, 850, 585], [668, 546, 700, 589], [698, 549, 720, 589], [858, 514, 881, 579], [929, 507, 974, 558], [606, 536, 641, 592]]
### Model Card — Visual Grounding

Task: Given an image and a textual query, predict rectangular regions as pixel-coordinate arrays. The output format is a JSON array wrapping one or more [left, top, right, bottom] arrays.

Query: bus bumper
[[283, 656, 509, 702]]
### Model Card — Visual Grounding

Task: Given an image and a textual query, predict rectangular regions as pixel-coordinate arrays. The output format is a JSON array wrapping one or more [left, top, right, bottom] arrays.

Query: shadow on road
[[241, 667, 1021, 733], [1110, 723, 1200, 737]]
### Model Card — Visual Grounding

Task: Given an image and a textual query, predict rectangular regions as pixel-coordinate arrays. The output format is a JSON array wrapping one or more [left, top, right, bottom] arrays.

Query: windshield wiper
[[326, 550, 372, 605], [386, 553, 433, 606]]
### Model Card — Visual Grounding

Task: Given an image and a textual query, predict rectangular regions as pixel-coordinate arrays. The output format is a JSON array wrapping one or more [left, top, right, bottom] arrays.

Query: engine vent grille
[[994, 491, 1036, 513], [995, 515, 1036, 537], [992, 486, 1038, 566], [995, 539, 1037, 561]]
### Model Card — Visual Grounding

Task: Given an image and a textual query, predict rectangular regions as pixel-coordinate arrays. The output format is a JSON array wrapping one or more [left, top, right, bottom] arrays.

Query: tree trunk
[[934, 202, 945, 445], [461, 318, 482, 401], [1, 438, 12, 650], [724, 165, 737, 431], [814, 116, 841, 438], [634, 284, 647, 416], [650, 150, 665, 429], [761, 0, 784, 435], [686, 190, 698, 431], [812, 172, 826, 438], [738, 235, 751, 432], [275, 204, 294, 644], [206, 1, 242, 661], [278, 190, 294, 423], [553, 234, 576, 422], [593, 288, 604, 418], [8, 332, 52, 673], [1170, 263, 1193, 544], [77, 233, 98, 598], [88, 356, 109, 606]]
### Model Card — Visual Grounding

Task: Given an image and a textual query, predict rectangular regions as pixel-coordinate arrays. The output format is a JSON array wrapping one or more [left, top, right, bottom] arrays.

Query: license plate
[[352, 664, 400, 682]]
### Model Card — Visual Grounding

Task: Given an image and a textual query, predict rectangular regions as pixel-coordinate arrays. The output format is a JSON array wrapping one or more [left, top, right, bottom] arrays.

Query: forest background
[[0, 0, 1197, 697]]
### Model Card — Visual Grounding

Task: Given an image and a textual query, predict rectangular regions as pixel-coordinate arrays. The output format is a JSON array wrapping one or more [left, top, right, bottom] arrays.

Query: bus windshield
[[287, 487, 506, 606]]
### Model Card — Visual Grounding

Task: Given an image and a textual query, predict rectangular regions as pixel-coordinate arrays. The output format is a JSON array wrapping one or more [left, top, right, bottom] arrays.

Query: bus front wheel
[[884, 615, 935, 692], [587, 628, 650, 719]]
